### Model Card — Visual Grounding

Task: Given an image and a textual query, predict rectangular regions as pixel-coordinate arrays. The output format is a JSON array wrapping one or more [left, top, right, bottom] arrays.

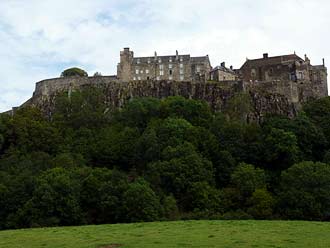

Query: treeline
[[1, 88, 330, 230]]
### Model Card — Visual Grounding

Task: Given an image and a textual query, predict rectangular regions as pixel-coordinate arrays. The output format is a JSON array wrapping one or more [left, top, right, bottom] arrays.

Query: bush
[[278, 161, 330, 220], [61, 67, 88, 77]]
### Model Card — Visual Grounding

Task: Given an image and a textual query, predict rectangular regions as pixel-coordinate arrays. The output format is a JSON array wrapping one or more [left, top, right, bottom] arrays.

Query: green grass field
[[0, 220, 329, 248]]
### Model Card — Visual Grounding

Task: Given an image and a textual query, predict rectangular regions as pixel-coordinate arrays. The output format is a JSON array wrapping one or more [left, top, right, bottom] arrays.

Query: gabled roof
[[210, 65, 236, 74], [241, 54, 304, 68]]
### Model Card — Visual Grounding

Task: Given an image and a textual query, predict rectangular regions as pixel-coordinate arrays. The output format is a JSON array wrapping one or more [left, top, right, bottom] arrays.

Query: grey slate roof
[[132, 54, 208, 64]]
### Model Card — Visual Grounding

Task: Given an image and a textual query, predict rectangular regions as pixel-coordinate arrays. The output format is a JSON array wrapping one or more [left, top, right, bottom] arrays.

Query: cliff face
[[23, 76, 300, 122]]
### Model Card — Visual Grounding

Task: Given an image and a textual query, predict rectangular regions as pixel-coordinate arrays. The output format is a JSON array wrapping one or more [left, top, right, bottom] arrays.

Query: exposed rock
[[15, 76, 315, 122]]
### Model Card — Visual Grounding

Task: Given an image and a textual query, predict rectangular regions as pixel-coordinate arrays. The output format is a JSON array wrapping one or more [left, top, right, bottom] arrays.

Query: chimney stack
[[176, 50, 179, 60], [221, 62, 225, 67], [230, 65, 233, 70], [263, 53, 268, 59], [323, 58, 325, 66], [154, 51, 157, 60]]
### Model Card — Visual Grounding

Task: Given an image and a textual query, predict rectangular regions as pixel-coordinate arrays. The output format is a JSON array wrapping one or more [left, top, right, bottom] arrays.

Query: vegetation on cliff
[[0, 88, 330, 230], [60, 67, 88, 77]]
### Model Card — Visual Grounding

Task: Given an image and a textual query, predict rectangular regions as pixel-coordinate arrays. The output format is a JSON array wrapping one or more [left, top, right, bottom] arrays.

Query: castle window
[[180, 63, 184, 68], [156, 76, 160, 80], [169, 76, 173, 80], [180, 75, 184, 80], [147, 58, 151, 64], [160, 70, 164, 76], [146, 69, 149, 74], [269, 68, 274, 75], [251, 69, 256, 77], [133, 77, 136, 81], [180, 57, 183, 62], [137, 76, 141, 80], [135, 69, 139, 74], [169, 64, 173, 69], [140, 70, 143, 74], [159, 64, 164, 70], [158, 58, 162, 63], [169, 69, 173, 75], [137, 59, 140, 64], [169, 57, 172, 62], [180, 69, 184, 75], [196, 66, 201, 73]]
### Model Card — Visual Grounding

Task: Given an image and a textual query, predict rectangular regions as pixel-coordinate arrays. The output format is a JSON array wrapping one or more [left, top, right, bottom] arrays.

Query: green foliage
[[18, 168, 83, 227], [1, 93, 330, 229], [262, 128, 299, 170], [53, 87, 109, 129], [230, 163, 266, 197], [303, 97, 330, 141], [225, 93, 252, 121], [278, 161, 330, 220], [247, 188, 275, 219], [61, 67, 88, 77], [122, 179, 162, 222]]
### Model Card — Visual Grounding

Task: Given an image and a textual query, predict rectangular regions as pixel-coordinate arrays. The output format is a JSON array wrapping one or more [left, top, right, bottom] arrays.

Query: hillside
[[1, 220, 330, 248], [1, 91, 330, 230]]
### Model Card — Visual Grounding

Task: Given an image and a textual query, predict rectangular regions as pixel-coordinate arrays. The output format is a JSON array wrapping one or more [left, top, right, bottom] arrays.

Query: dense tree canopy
[[1, 87, 330, 230]]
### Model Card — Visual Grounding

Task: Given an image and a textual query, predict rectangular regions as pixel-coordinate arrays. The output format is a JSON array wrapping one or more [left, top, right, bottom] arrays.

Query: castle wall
[[23, 76, 303, 123]]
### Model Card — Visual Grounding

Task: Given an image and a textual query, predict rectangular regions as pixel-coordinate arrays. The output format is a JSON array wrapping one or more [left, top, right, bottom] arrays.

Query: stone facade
[[239, 53, 328, 99], [210, 62, 237, 82], [117, 48, 211, 82], [5, 49, 328, 123]]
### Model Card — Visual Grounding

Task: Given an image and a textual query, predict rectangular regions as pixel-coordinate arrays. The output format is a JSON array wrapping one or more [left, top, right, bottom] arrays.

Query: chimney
[[263, 53, 268, 59], [176, 50, 179, 60], [230, 65, 233, 70], [221, 62, 225, 67], [124, 47, 130, 52], [154, 51, 157, 60]]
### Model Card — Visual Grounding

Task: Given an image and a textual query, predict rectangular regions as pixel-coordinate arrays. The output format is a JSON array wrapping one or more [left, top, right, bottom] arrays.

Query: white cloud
[[0, 0, 329, 111]]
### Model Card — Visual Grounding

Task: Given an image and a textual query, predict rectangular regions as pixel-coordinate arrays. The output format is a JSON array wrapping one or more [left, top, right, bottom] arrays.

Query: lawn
[[0, 220, 329, 248]]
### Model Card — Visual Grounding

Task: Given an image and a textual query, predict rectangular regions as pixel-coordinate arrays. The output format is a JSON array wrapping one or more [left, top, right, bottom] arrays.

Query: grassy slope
[[0, 220, 329, 248]]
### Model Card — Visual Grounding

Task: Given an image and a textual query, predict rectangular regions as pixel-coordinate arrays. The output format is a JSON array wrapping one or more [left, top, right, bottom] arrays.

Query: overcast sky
[[0, 0, 329, 111]]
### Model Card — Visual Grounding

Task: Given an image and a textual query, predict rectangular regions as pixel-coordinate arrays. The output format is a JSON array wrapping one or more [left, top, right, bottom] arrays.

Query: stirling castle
[[14, 48, 328, 121]]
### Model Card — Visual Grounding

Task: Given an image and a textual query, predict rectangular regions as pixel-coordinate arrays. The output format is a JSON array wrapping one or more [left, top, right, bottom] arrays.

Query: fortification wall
[[25, 76, 300, 122]]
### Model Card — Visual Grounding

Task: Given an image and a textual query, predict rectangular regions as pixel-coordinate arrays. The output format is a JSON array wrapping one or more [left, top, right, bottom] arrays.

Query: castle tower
[[117, 47, 133, 81]]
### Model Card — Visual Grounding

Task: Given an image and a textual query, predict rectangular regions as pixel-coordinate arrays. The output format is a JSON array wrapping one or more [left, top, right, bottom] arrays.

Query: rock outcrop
[[16, 76, 310, 122]]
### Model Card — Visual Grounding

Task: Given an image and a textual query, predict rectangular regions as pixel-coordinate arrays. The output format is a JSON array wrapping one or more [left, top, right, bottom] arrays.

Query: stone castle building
[[239, 53, 327, 86], [210, 62, 238, 82], [117, 48, 211, 82], [5, 47, 328, 122]]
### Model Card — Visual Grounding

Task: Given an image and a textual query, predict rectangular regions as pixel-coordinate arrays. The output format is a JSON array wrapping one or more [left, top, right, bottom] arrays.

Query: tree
[[277, 161, 330, 220], [18, 168, 83, 227], [303, 97, 330, 141], [230, 163, 266, 197], [160, 96, 212, 127], [146, 142, 214, 210], [122, 178, 162, 222], [262, 128, 299, 170], [224, 92, 252, 122], [247, 188, 274, 219], [61, 67, 88, 77], [263, 114, 327, 161]]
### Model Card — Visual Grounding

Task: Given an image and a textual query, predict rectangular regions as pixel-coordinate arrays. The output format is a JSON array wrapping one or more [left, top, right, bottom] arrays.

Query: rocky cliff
[[20, 76, 300, 122]]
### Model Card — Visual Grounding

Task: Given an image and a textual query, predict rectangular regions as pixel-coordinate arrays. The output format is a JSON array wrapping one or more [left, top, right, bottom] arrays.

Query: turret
[[117, 47, 134, 81]]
